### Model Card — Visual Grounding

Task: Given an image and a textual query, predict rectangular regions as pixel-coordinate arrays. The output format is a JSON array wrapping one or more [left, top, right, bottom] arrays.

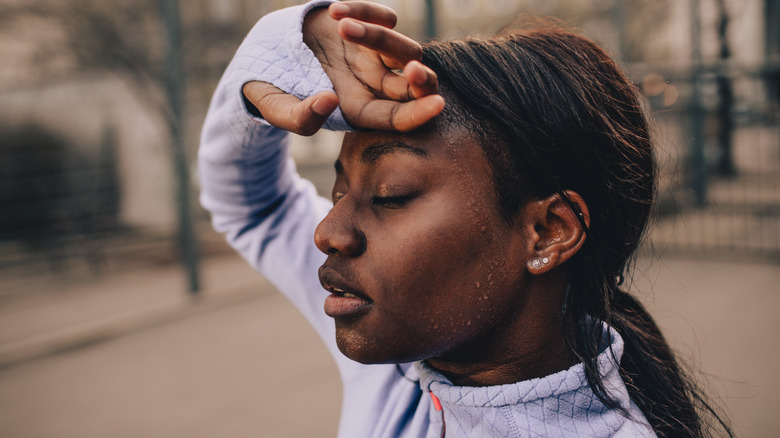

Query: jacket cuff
[[230, 0, 351, 131]]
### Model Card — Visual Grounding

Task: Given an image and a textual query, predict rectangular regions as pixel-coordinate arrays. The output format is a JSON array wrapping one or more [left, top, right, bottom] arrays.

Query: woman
[[199, 1, 730, 436]]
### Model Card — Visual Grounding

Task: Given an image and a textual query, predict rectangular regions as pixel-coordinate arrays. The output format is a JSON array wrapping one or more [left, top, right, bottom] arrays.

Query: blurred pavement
[[0, 253, 778, 437], [0, 253, 342, 437]]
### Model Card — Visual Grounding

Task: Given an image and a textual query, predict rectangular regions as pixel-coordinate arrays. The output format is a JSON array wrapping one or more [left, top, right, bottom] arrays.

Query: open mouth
[[319, 266, 373, 317], [327, 286, 363, 300]]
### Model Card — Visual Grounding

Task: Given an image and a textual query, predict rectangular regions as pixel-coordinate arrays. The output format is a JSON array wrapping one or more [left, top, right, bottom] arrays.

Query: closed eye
[[372, 194, 414, 209]]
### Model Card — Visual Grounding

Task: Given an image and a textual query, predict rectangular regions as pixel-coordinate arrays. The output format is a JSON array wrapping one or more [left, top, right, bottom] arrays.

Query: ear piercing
[[531, 258, 550, 269]]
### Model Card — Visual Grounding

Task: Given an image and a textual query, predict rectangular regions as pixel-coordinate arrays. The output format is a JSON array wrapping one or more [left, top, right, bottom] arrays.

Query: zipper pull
[[430, 391, 442, 411]]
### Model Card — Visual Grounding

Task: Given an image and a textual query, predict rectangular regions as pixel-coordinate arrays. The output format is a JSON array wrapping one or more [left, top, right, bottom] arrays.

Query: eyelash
[[372, 194, 414, 209], [331, 192, 414, 209]]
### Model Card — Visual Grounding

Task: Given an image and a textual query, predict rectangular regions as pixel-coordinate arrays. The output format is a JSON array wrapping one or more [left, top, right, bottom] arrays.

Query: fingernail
[[330, 2, 350, 16], [342, 19, 365, 38], [413, 64, 428, 85], [405, 62, 427, 86], [312, 98, 335, 116]]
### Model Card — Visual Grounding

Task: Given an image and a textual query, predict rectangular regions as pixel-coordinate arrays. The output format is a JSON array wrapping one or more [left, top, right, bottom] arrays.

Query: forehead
[[339, 125, 481, 167]]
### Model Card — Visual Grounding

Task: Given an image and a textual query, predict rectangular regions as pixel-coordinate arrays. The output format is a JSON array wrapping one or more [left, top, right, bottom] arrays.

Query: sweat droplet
[[480, 226, 487, 233], [467, 320, 472, 326], [475, 281, 481, 289], [487, 273, 493, 281], [483, 295, 489, 300]]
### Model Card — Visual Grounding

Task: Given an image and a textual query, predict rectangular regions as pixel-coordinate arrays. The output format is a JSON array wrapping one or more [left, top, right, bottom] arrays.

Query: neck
[[427, 278, 577, 387]]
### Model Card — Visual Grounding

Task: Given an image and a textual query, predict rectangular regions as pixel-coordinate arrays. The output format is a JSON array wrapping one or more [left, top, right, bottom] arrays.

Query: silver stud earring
[[531, 259, 542, 268], [542, 257, 550, 265]]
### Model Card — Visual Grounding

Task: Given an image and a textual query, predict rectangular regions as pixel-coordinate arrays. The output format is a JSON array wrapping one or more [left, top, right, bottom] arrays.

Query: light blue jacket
[[198, 2, 655, 436]]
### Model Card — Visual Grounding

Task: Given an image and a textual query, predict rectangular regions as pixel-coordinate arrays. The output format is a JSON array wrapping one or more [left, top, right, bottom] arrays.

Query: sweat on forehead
[[428, 83, 530, 215]]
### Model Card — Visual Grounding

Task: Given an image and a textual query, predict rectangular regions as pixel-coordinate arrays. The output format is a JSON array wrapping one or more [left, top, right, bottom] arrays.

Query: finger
[[369, 61, 438, 101], [338, 18, 422, 65], [403, 61, 439, 99], [329, 1, 397, 29], [243, 82, 338, 136], [346, 94, 445, 132], [393, 95, 445, 131]]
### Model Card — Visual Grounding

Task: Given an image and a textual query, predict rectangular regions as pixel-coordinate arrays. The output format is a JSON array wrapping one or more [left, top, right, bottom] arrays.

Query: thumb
[[243, 82, 339, 136]]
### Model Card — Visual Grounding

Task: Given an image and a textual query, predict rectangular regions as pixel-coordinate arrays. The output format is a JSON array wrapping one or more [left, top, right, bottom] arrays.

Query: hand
[[242, 1, 444, 136]]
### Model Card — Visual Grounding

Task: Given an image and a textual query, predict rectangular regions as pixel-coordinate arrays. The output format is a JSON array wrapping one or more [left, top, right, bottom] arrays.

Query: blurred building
[[0, 0, 777, 281]]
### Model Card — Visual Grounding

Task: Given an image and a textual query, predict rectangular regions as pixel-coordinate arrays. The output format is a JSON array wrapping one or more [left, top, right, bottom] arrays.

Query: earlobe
[[524, 191, 590, 275]]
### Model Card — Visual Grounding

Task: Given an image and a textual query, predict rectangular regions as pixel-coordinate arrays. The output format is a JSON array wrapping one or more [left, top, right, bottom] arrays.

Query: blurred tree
[[0, 0, 252, 293], [618, 1, 671, 63]]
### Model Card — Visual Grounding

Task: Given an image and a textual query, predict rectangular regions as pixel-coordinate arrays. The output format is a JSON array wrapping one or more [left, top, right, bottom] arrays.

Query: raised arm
[[242, 1, 443, 135], [199, 1, 342, 349]]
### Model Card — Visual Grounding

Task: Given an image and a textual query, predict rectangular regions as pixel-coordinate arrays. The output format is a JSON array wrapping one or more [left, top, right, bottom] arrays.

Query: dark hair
[[422, 27, 731, 437]]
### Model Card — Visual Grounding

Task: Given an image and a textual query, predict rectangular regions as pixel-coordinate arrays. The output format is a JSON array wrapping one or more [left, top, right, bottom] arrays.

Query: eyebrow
[[334, 141, 428, 174], [362, 141, 428, 163]]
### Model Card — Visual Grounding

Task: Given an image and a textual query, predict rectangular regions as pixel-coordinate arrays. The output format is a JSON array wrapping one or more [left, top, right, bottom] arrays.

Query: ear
[[520, 191, 590, 275]]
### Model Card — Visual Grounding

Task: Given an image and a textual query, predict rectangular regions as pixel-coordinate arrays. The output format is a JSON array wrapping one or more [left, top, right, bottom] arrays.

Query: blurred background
[[0, 0, 777, 436]]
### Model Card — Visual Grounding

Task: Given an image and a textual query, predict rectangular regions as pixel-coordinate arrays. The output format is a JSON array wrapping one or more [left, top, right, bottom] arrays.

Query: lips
[[318, 266, 373, 318]]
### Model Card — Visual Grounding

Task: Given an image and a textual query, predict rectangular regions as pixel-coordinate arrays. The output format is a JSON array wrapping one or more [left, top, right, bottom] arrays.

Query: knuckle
[[388, 104, 400, 131]]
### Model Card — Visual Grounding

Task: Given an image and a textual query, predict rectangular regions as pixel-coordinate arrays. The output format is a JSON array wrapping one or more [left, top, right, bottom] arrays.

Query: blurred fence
[[0, 0, 778, 305], [641, 62, 780, 260], [0, 118, 230, 301], [0, 123, 121, 296], [1, 67, 778, 302]]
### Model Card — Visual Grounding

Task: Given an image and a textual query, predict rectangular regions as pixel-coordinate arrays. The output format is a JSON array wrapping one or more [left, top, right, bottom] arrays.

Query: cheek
[[378, 201, 487, 281], [376, 201, 519, 330]]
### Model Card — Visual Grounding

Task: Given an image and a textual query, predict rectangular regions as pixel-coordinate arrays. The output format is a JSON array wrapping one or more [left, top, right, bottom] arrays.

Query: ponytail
[[564, 285, 733, 437], [610, 290, 733, 437]]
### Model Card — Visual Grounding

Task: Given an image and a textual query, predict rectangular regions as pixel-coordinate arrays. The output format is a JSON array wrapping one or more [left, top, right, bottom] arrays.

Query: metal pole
[[424, 0, 437, 40], [161, 0, 201, 294], [689, 0, 707, 207], [612, 0, 626, 63]]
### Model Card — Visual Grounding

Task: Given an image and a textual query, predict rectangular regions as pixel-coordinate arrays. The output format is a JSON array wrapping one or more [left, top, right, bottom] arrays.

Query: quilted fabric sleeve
[[226, 0, 350, 131], [198, 1, 348, 357]]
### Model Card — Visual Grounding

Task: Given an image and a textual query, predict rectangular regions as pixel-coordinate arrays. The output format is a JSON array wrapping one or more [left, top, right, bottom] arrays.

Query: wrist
[[302, 6, 330, 57]]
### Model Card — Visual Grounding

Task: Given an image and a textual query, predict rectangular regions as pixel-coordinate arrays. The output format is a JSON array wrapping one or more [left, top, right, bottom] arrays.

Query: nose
[[314, 201, 366, 257]]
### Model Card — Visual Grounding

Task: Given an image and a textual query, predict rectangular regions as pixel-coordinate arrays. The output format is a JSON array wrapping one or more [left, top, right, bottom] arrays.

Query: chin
[[335, 332, 425, 365]]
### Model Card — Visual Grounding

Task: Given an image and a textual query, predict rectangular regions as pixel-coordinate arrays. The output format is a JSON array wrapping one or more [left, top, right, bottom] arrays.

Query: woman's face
[[315, 126, 534, 365]]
